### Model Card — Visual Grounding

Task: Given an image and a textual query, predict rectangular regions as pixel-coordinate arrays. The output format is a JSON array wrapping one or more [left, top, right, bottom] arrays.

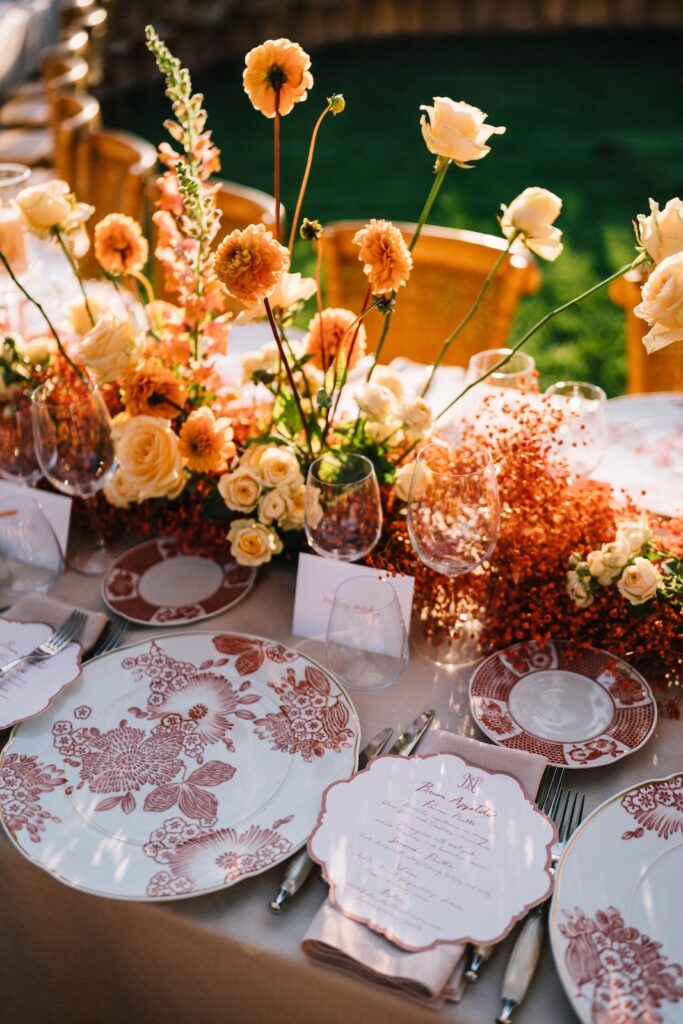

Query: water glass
[[0, 496, 63, 605], [305, 452, 382, 561], [325, 576, 408, 693], [545, 380, 607, 479]]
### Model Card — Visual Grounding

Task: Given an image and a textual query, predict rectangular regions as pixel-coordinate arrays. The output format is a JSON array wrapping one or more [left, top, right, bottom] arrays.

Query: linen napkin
[[301, 730, 548, 1008], [6, 593, 108, 655]]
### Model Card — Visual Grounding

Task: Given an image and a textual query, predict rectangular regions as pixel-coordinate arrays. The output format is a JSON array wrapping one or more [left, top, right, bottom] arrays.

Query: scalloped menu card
[[308, 753, 556, 952]]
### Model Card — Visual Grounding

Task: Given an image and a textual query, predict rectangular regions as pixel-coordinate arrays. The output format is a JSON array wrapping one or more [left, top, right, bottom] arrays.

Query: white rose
[[401, 396, 433, 435], [636, 197, 683, 264], [356, 381, 399, 421], [586, 549, 618, 587], [14, 334, 55, 365], [566, 569, 594, 609], [103, 467, 139, 508], [500, 187, 563, 262], [227, 518, 283, 566], [600, 534, 632, 574], [78, 314, 138, 383], [373, 370, 404, 400], [617, 516, 651, 555], [365, 419, 403, 445], [394, 460, 427, 502], [259, 446, 303, 488], [116, 415, 185, 501], [617, 557, 662, 605], [278, 483, 310, 531], [258, 487, 289, 525], [16, 178, 93, 253], [634, 251, 683, 353], [218, 466, 263, 513], [420, 97, 505, 168], [236, 272, 316, 324]]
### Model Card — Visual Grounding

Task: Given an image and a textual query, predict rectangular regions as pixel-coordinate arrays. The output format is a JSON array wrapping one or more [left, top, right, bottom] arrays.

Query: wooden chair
[[0, 57, 89, 129], [323, 221, 542, 366], [51, 90, 101, 185], [610, 269, 683, 393]]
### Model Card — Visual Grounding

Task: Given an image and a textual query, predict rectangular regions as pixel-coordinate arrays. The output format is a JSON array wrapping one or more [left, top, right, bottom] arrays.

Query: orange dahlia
[[243, 38, 313, 118], [123, 360, 187, 419], [94, 213, 149, 275], [213, 223, 290, 306], [304, 307, 367, 371], [352, 219, 413, 297], [178, 406, 236, 474]]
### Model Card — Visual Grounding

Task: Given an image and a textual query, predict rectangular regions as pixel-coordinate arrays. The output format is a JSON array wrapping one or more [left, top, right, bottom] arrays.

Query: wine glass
[[0, 495, 63, 606], [31, 378, 116, 574], [0, 406, 43, 486], [304, 452, 382, 561], [325, 576, 408, 693], [544, 380, 607, 480], [463, 348, 536, 423], [0, 164, 30, 329], [407, 441, 500, 665]]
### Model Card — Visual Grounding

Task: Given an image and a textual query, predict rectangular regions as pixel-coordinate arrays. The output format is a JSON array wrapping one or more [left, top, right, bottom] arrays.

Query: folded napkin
[[302, 730, 548, 1008], [6, 593, 108, 655]]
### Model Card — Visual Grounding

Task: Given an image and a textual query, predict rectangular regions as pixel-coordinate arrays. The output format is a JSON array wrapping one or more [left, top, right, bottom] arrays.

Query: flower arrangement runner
[[308, 753, 556, 951]]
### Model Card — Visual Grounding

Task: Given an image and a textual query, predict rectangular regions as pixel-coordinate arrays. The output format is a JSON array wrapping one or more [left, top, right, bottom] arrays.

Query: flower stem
[[288, 103, 331, 254], [315, 236, 326, 370], [273, 90, 281, 243], [264, 296, 312, 454], [55, 229, 95, 327], [127, 269, 155, 305], [0, 249, 87, 384], [420, 234, 517, 397]]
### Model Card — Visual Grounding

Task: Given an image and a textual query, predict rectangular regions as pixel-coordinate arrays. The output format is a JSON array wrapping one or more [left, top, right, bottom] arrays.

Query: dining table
[[0, 526, 680, 1024]]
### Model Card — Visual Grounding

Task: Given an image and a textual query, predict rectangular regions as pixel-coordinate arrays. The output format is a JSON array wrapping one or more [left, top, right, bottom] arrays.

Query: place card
[[0, 481, 72, 556], [291, 552, 414, 640], [308, 753, 555, 952]]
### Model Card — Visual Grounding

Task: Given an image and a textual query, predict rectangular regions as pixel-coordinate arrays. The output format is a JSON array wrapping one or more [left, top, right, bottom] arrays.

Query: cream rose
[[365, 420, 403, 445], [258, 487, 289, 525], [16, 178, 93, 254], [586, 549, 618, 587], [218, 466, 263, 512], [236, 272, 316, 324], [500, 187, 563, 262], [116, 415, 185, 501], [420, 97, 505, 168], [636, 197, 683, 264], [401, 396, 433, 435], [227, 518, 283, 566], [373, 370, 404, 400], [634, 251, 683, 353], [394, 460, 427, 502], [356, 381, 399, 421], [617, 516, 651, 555], [277, 484, 310, 531], [600, 534, 632, 575], [259, 446, 303, 488], [103, 467, 139, 508], [78, 314, 138, 383], [14, 334, 55, 365], [617, 557, 662, 605], [566, 569, 594, 609]]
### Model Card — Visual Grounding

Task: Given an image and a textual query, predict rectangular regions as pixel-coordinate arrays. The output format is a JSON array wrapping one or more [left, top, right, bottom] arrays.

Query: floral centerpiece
[[0, 31, 681, 693]]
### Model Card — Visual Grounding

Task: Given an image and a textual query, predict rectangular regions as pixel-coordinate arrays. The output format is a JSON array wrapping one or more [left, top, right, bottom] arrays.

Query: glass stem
[[84, 496, 107, 552]]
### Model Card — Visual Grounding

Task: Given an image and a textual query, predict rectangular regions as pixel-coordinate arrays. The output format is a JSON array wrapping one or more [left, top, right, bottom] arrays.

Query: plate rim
[[548, 771, 683, 1024], [468, 639, 657, 769], [0, 629, 361, 901], [100, 537, 257, 626]]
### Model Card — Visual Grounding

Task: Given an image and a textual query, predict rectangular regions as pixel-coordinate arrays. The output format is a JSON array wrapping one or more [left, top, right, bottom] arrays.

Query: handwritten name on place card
[[308, 753, 555, 952]]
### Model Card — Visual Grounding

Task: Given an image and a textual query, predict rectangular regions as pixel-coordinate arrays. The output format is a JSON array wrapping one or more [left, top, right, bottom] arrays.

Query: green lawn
[[106, 29, 683, 395]]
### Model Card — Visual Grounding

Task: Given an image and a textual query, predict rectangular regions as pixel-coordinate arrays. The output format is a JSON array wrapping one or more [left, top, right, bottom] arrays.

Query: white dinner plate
[[101, 537, 256, 626], [0, 631, 360, 900], [469, 640, 656, 768], [550, 774, 683, 1024]]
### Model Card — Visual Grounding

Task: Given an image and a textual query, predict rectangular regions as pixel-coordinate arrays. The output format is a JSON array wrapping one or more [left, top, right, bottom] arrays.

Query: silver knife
[[268, 725, 394, 913], [268, 709, 436, 913]]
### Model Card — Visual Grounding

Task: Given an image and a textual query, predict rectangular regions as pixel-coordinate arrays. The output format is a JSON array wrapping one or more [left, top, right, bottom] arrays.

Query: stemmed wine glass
[[31, 378, 116, 574], [406, 441, 500, 665], [544, 380, 607, 481], [0, 405, 43, 486], [304, 452, 382, 562]]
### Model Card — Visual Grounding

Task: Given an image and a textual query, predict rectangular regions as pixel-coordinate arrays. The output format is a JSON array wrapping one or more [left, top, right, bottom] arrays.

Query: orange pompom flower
[[123, 360, 187, 419], [243, 38, 313, 118], [352, 219, 413, 297], [304, 307, 367, 371], [213, 223, 290, 306], [178, 406, 236, 474], [94, 213, 149, 275]]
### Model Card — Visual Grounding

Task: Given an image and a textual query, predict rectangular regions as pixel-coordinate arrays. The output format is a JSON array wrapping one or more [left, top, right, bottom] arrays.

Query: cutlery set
[[0, 609, 127, 677]]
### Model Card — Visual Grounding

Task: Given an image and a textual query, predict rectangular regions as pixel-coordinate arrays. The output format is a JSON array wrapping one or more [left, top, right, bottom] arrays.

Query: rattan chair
[[610, 269, 683, 393], [0, 57, 89, 129], [323, 221, 541, 366], [52, 90, 101, 185]]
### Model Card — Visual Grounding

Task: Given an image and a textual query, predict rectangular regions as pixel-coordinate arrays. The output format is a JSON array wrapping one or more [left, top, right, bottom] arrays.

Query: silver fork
[[0, 609, 87, 678], [85, 615, 127, 662], [496, 787, 586, 1023], [464, 766, 566, 983]]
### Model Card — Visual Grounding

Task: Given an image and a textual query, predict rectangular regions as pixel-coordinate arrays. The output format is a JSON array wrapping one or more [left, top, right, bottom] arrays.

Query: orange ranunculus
[[123, 360, 187, 419], [94, 213, 149, 275], [178, 406, 236, 474], [243, 38, 313, 118], [213, 223, 290, 306], [304, 307, 366, 371], [352, 219, 413, 297]]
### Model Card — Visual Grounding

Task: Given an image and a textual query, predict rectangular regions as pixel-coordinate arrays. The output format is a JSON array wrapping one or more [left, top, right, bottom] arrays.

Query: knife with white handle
[[496, 905, 546, 1023]]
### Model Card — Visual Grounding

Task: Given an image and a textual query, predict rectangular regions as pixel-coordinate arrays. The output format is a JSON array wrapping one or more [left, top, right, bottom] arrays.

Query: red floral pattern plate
[[549, 775, 683, 1024], [469, 640, 656, 769], [101, 538, 256, 626], [0, 631, 359, 900]]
